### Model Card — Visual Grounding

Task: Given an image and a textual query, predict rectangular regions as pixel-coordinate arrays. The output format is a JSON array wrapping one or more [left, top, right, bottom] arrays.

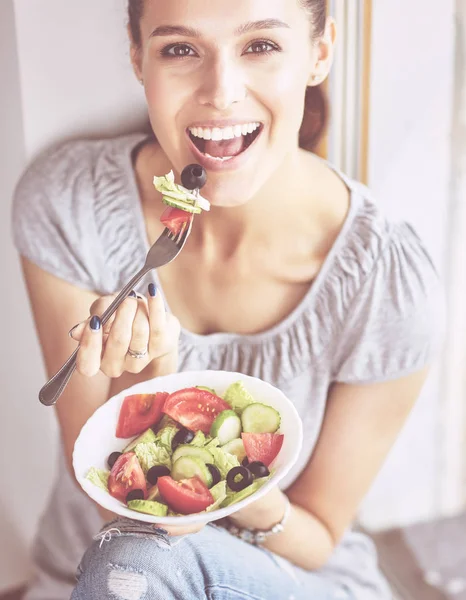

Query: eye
[[244, 40, 281, 55], [161, 44, 198, 58]]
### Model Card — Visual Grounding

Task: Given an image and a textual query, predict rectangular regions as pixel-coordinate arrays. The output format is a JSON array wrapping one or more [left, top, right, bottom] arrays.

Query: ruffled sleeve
[[11, 136, 147, 295], [12, 140, 106, 291], [332, 222, 446, 383]]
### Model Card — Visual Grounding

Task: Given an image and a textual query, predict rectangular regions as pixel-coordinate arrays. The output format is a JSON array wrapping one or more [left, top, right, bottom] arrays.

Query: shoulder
[[12, 133, 146, 291], [329, 177, 446, 382], [13, 133, 144, 211], [334, 175, 439, 291]]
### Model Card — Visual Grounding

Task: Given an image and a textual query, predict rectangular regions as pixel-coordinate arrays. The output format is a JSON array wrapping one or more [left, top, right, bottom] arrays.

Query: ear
[[308, 17, 337, 87], [128, 24, 143, 83]]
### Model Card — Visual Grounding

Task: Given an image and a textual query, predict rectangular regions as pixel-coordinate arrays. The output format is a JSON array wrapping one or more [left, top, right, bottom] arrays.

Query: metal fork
[[39, 220, 193, 407]]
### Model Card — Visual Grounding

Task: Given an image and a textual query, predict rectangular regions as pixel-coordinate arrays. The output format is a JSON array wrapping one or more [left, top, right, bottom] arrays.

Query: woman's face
[[133, 0, 331, 206]]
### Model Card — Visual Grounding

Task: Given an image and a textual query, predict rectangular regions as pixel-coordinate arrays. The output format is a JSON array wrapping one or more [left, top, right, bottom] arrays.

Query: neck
[[136, 141, 332, 260], [192, 148, 320, 251]]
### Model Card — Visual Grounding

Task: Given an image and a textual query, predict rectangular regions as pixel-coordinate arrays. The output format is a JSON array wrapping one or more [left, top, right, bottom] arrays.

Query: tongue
[[204, 137, 245, 158]]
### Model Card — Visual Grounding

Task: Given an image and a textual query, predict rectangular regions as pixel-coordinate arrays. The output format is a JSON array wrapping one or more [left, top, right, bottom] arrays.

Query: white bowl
[[73, 370, 303, 526]]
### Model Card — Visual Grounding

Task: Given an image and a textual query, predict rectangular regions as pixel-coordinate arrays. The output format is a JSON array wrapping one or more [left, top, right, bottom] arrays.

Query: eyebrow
[[149, 19, 290, 39]]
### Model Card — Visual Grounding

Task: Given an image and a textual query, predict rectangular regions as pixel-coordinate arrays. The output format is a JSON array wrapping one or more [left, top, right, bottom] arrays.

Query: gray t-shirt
[[12, 133, 445, 600]]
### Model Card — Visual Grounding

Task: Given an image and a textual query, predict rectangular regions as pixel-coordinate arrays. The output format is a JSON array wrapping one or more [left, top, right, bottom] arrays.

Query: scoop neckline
[[121, 133, 361, 346]]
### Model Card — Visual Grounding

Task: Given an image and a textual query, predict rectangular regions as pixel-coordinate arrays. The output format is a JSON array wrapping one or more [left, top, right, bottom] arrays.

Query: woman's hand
[[154, 522, 206, 537], [227, 486, 289, 531], [69, 284, 180, 379], [156, 488, 288, 537]]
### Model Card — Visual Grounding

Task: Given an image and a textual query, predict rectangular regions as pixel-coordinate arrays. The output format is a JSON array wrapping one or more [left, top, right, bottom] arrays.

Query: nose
[[197, 53, 247, 110]]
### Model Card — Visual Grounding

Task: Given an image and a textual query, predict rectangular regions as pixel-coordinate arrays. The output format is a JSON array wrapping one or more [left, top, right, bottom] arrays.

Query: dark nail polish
[[90, 316, 101, 331], [148, 283, 157, 297], [155, 527, 168, 535], [68, 324, 79, 338], [129, 290, 137, 298]]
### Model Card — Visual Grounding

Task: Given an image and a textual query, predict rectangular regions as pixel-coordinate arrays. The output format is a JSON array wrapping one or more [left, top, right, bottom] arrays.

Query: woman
[[13, 0, 444, 598]]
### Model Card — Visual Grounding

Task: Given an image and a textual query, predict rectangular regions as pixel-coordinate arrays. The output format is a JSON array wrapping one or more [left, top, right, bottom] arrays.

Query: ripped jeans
[[71, 518, 355, 600]]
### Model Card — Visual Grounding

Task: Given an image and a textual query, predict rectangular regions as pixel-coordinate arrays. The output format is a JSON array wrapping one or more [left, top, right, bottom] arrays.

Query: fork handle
[[39, 266, 150, 406]]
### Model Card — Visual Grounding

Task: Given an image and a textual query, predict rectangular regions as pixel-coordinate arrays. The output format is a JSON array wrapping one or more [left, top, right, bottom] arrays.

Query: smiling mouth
[[187, 123, 263, 161]]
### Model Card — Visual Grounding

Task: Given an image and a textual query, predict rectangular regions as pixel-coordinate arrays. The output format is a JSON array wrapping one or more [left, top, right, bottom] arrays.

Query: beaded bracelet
[[223, 496, 291, 546]]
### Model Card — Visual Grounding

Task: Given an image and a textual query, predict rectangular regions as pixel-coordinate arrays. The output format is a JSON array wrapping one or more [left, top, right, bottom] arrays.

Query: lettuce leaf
[[209, 447, 240, 479], [189, 431, 207, 447], [205, 437, 220, 449], [153, 420, 179, 450], [153, 171, 210, 210], [86, 467, 109, 492], [223, 381, 255, 414], [135, 442, 172, 474], [205, 480, 227, 512]]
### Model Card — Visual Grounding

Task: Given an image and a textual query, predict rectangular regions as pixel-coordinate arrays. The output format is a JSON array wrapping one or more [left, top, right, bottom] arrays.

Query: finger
[[90, 291, 139, 334], [69, 294, 121, 341], [125, 299, 151, 373], [155, 523, 205, 536], [147, 283, 169, 355], [76, 316, 103, 377], [100, 297, 138, 377], [69, 320, 87, 341], [70, 317, 113, 341]]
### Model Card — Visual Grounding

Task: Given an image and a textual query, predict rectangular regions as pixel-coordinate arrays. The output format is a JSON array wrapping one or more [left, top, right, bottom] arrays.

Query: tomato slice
[[242, 433, 284, 467], [162, 387, 231, 434], [160, 207, 193, 236], [116, 392, 168, 438], [157, 476, 213, 514], [108, 452, 147, 503]]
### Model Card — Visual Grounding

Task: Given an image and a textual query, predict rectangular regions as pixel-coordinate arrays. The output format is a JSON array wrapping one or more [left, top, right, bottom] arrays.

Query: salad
[[154, 165, 210, 236], [86, 382, 284, 518]]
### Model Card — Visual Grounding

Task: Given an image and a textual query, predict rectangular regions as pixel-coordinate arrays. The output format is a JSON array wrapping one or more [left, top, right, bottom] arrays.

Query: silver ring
[[127, 347, 148, 360]]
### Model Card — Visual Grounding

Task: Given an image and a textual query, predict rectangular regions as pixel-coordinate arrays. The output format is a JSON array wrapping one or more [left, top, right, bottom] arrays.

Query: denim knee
[[73, 528, 206, 600]]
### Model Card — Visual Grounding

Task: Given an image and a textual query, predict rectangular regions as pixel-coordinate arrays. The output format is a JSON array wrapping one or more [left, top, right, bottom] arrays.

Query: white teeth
[[223, 126, 235, 139], [189, 122, 260, 141], [205, 153, 234, 161], [235, 125, 244, 138], [211, 127, 222, 141]]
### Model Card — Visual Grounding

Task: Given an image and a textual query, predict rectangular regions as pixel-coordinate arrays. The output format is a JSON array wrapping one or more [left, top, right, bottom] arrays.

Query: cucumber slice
[[241, 403, 281, 434], [162, 196, 202, 214], [210, 410, 242, 445], [123, 428, 157, 453], [163, 190, 211, 212], [127, 499, 168, 517], [221, 438, 247, 462], [172, 444, 213, 464], [171, 456, 213, 488]]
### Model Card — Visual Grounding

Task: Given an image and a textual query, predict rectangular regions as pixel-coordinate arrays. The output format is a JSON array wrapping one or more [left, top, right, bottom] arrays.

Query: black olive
[[107, 451, 122, 469], [147, 465, 171, 485], [171, 428, 195, 451], [206, 464, 221, 487], [241, 457, 250, 468], [247, 461, 270, 479], [126, 489, 145, 503], [181, 164, 207, 190], [227, 466, 254, 492]]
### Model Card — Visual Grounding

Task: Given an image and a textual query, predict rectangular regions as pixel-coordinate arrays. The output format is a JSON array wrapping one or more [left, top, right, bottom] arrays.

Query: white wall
[[0, 0, 48, 591], [358, 0, 455, 529], [0, 0, 457, 591], [14, 0, 148, 160], [0, 0, 147, 592]]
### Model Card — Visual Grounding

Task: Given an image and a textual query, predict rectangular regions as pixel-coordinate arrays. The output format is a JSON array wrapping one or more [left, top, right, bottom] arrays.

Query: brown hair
[[128, 0, 329, 151]]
